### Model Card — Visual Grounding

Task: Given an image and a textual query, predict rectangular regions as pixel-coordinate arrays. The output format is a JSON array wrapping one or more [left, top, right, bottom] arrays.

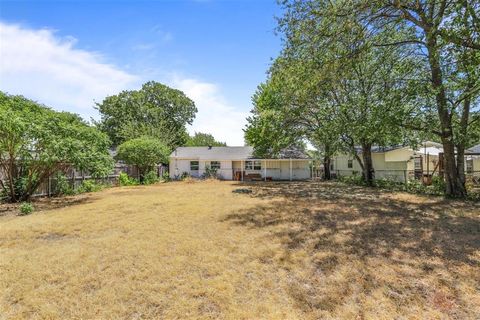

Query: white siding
[[169, 159, 199, 178], [170, 158, 310, 180], [170, 159, 233, 180]]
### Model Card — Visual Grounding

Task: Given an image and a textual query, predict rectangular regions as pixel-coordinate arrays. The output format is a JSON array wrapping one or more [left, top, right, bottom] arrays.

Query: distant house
[[332, 141, 480, 182], [169, 146, 311, 181]]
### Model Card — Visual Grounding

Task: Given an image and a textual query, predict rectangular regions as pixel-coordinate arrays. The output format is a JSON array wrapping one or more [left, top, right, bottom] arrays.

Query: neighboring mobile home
[[169, 146, 311, 181], [332, 141, 480, 182]]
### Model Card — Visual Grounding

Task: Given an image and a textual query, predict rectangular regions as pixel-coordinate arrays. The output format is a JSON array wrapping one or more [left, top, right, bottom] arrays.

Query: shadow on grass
[[224, 181, 480, 316], [228, 181, 479, 265]]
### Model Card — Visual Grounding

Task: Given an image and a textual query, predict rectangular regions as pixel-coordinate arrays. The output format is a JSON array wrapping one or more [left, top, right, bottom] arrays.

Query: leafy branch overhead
[[245, 0, 480, 196]]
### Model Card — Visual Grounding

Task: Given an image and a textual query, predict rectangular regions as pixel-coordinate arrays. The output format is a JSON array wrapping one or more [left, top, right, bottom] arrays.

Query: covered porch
[[232, 159, 311, 181]]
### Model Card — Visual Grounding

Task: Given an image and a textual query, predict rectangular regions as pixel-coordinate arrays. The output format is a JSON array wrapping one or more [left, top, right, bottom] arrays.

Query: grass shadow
[[223, 181, 480, 317]]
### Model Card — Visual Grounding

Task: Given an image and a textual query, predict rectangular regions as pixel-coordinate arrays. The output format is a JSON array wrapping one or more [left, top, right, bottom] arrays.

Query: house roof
[[354, 146, 402, 153], [170, 146, 311, 160], [353, 141, 444, 154], [470, 144, 480, 153], [171, 146, 254, 160]]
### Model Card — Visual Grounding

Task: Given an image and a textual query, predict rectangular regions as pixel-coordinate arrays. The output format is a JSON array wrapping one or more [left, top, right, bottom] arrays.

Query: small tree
[[116, 137, 169, 183], [0, 92, 114, 202]]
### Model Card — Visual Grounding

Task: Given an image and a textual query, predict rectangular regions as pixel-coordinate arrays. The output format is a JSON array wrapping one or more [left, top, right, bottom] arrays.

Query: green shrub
[[374, 178, 404, 191], [143, 171, 159, 185], [119, 172, 139, 186], [180, 172, 191, 180], [338, 173, 364, 185], [76, 180, 104, 193], [19, 202, 34, 215], [203, 166, 218, 179], [405, 180, 427, 194], [54, 172, 74, 196], [431, 175, 446, 194], [161, 171, 170, 182]]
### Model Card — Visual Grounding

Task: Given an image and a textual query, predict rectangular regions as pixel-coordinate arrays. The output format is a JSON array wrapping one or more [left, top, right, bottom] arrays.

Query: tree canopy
[[116, 137, 170, 181], [0, 92, 113, 202], [96, 81, 197, 149], [186, 132, 227, 147], [246, 0, 480, 196]]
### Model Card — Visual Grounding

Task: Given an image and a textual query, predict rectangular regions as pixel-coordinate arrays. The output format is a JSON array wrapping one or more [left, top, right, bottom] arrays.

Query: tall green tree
[[116, 137, 170, 182], [359, 0, 480, 197], [0, 92, 113, 202], [276, 0, 480, 196], [247, 5, 418, 184], [186, 132, 227, 147], [96, 81, 197, 149], [245, 81, 301, 158]]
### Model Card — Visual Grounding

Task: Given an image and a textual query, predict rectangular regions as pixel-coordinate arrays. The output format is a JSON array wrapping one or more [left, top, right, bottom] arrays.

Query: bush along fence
[[333, 169, 480, 198], [333, 169, 480, 185], [1, 164, 168, 198]]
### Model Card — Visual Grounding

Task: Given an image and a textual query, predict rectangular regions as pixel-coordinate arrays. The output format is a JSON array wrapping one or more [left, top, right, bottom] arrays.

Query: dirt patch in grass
[[1, 181, 479, 319]]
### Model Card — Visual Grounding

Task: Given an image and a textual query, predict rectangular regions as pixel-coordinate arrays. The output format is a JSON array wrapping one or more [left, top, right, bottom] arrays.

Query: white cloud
[[0, 22, 139, 120], [171, 75, 248, 146], [0, 22, 247, 146]]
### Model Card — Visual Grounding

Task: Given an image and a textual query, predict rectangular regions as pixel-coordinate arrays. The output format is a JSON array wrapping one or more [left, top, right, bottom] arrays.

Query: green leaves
[[96, 81, 197, 149], [186, 132, 227, 147], [116, 137, 169, 179], [0, 92, 113, 202]]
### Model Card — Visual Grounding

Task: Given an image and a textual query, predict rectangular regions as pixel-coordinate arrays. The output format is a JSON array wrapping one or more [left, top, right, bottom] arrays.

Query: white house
[[332, 141, 480, 182], [169, 146, 312, 181]]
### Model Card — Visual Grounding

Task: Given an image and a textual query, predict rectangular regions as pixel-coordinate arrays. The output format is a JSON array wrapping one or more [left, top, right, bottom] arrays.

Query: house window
[[347, 160, 353, 169], [190, 161, 199, 171], [414, 157, 422, 170], [210, 161, 221, 169], [330, 163, 334, 171], [466, 159, 473, 173], [245, 160, 261, 170]]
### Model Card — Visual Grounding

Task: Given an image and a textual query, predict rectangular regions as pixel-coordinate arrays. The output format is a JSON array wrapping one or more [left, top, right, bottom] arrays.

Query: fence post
[[404, 170, 407, 184], [48, 176, 51, 197], [71, 169, 75, 191]]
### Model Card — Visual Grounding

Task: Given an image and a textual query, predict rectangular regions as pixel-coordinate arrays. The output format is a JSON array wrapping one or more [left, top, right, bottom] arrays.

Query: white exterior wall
[[169, 159, 195, 178], [170, 158, 310, 180], [170, 159, 233, 179], [200, 160, 233, 180], [333, 153, 408, 182]]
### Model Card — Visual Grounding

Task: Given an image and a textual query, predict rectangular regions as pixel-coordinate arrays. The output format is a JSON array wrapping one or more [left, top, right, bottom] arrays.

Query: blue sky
[[0, 0, 282, 145]]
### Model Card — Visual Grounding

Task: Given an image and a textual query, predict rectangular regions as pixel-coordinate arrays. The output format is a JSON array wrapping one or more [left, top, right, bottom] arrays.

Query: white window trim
[[245, 160, 261, 170], [347, 159, 353, 169]]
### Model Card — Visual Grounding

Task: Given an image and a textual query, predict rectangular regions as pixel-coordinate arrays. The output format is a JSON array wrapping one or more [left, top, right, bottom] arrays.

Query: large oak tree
[[96, 81, 197, 149]]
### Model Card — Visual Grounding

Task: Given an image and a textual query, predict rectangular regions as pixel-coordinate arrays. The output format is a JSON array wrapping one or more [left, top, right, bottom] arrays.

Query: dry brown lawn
[[1, 180, 479, 319]]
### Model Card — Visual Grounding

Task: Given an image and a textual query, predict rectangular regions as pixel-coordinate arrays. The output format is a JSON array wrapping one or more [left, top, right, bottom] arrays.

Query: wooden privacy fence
[[1, 164, 168, 198]]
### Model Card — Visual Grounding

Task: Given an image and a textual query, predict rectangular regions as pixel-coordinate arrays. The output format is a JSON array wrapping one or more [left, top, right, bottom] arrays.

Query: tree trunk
[[361, 143, 374, 185], [323, 156, 331, 180], [7, 152, 17, 202], [456, 85, 472, 190], [426, 36, 467, 197], [323, 144, 331, 180]]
